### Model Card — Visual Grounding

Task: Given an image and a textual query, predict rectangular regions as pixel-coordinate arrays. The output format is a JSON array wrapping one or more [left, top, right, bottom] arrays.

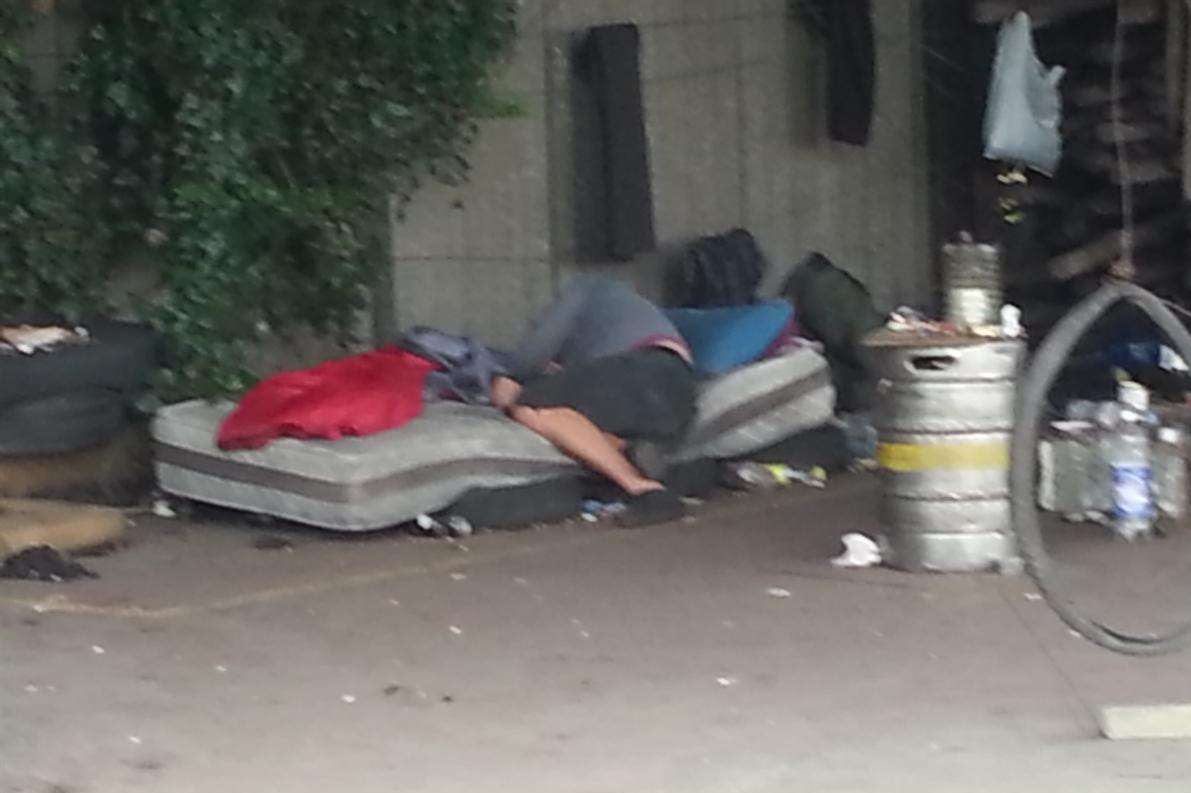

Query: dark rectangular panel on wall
[[923, 0, 985, 259], [577, 23, 656, 261]]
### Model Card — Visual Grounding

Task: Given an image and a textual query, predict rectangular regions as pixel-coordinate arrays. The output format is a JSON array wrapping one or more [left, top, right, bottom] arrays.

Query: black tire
[[0, 319, 158, 409], [1012, 281, 1191, 656], [0, 389, 128, 456]]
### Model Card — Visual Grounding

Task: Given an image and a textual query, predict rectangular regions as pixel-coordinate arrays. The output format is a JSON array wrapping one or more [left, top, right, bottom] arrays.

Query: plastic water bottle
[[1105, 382, 1155, 540], [1046, 401, 1101, 520], [1083, 401, 1121, 522], [1154, 426, 1187, 524], [1065, 400, 1093, 422], [839, 412, 878, 462], [1049, 420, 1097, 520]]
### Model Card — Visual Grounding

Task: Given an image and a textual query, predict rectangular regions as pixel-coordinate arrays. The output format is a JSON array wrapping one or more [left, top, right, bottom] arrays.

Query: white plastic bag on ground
[[831, 533, 882, 569], [983, 11, 1066, 175]]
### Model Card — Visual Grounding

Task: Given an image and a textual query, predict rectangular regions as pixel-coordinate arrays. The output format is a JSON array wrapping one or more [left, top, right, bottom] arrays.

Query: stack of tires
[[0, 320, 158, 458]]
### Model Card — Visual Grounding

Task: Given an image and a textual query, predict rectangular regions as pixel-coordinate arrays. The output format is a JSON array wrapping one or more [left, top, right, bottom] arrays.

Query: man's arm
[[507, 276, 593, 378], [490, 376, 523, 410]]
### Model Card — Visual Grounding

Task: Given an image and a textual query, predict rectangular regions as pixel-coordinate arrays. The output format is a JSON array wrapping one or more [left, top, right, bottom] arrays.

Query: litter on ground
[[152, 500, 177, 519], [0, 547, 98, 583], [831, 533, 882, 568]]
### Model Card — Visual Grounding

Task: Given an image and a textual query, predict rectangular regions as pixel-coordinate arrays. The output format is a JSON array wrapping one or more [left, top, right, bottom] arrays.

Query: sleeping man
[[491, 275, 697, 527]]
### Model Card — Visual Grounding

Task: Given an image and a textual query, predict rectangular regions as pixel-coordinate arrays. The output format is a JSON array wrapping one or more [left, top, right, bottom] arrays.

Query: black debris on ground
[[74, 539, 127, 558], [0, 546, 98, 582], [252, 535, 295, 552]]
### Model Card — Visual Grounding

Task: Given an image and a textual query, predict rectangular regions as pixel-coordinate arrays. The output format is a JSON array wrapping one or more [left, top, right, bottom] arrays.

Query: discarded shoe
[[626, 440, 669, 481], [617, 489, 686, 528]]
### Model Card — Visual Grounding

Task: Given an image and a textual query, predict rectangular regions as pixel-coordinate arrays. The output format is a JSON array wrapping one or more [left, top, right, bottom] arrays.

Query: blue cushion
[[666, 300, 794, 376]]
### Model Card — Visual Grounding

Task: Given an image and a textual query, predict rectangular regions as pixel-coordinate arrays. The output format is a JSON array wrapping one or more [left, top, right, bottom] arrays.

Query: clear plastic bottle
[[1054, 400, 1100, 520], [1039, 420, 1085, 517], [1085, 400, 1121, 522], [1066, 400, 1097, 423], [1055, 421, 1097, 520], [839, 412, 878, 463], [1154, 426, 1187, 524], [1105, 382, 1156, 540]]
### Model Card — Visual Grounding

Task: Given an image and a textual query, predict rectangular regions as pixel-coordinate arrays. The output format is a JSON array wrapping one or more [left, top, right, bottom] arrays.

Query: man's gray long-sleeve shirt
[[509, 275, 686, 379]]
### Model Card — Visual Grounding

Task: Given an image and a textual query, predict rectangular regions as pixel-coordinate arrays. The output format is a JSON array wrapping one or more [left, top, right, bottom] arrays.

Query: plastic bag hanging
[[983, 12, 1066, 175]]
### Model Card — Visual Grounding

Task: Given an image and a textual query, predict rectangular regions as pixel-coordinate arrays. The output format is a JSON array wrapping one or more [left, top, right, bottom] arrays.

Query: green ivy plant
[[1, 0, 517, 399], [0, 4, 109, 320]]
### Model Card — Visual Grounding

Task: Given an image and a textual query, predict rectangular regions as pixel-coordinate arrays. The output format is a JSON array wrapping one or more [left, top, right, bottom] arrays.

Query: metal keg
[[863, 331, 1025, 572], [942, 234, 1002, 329]]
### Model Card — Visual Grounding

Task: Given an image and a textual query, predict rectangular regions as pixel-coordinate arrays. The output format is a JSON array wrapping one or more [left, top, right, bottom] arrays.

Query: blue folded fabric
[[666, 300, 793, 376]]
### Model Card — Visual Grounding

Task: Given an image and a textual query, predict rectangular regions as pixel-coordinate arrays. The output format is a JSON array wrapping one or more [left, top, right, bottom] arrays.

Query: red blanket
[[217, 347, 436, 450]]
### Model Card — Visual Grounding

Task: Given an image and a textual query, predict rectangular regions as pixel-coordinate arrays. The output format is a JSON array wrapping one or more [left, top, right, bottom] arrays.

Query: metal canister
[[942, 234, 1002, 329], [863, 331, 1025, 573]]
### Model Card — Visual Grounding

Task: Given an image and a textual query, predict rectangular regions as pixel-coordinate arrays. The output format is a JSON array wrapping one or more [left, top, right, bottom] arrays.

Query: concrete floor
[[3, 475, 1191, 793]]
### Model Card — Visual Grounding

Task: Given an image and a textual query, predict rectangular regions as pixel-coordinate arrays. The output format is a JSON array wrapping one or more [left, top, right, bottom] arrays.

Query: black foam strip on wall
[[580, 23, 656, 261]]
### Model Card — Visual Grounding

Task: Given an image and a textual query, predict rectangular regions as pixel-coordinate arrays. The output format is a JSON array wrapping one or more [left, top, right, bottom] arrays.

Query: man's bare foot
[[623, 478, 665, 497]]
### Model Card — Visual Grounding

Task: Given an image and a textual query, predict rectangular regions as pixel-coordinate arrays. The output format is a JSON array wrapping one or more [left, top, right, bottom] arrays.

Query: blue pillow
[[666, 300, 794, 376]]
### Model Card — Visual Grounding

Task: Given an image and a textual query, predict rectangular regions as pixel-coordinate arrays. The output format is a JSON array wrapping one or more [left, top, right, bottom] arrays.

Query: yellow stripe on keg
[[877, 441, 1009, 472]]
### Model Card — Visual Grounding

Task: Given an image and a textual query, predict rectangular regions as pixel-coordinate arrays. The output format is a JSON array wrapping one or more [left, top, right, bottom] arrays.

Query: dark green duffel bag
[[781, 253, 884, 412]]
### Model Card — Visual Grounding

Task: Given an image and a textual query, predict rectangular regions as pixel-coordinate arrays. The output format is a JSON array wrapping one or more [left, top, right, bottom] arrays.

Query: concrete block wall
[[386, 0, 932, 349], [385, 3, 554, 348]]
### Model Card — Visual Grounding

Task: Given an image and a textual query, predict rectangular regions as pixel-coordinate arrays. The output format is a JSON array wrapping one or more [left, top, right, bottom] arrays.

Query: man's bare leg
[[493, 375, 665, 496], [602, 431, 627, 451], [507, 405, 663, 496]]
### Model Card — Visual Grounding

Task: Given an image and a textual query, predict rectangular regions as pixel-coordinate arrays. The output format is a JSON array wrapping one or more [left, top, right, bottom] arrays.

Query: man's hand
[[491, 376, 523, 410]]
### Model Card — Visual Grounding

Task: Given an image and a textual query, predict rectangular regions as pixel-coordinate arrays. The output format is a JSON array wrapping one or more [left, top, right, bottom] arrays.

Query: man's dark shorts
[[516, 348, 697, 443]]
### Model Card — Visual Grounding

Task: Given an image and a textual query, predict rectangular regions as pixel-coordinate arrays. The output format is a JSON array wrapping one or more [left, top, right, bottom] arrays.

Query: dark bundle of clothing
[[399, 327, 511, 406]]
